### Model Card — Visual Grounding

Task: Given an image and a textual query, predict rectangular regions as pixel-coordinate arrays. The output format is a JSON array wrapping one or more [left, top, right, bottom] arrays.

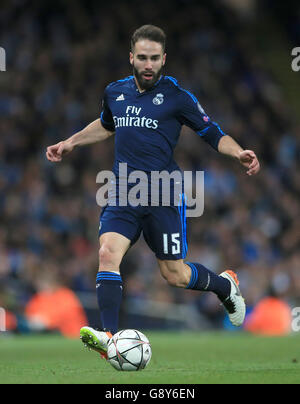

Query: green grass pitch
[[0, 331, 300, 384]]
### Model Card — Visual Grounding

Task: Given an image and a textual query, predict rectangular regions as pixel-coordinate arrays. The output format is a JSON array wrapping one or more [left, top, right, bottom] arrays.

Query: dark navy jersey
[[100, 75, 227, 175]]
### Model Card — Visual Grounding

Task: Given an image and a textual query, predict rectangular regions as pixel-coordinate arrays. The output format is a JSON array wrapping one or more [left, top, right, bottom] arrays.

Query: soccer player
[[46, 25, 260, 359]]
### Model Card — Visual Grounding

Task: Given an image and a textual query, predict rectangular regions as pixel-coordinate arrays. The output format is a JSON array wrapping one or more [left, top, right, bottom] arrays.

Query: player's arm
[[217, 135, 260, 176], [177, 89, 260, 176], [196, 121, 260, 176], [47, 84, 116, 163], [46, 119, 114, 163]]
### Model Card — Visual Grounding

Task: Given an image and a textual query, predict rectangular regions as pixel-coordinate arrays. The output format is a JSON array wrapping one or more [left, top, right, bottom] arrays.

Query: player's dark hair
[[131, 25, 166, 53]]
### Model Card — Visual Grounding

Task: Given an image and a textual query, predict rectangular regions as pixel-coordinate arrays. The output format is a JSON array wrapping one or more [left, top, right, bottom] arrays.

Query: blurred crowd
[[0, 0, 299, 334]]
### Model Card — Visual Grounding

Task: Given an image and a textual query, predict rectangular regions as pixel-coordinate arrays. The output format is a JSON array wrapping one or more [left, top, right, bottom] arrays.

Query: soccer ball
[[107, 329, 152, 371]]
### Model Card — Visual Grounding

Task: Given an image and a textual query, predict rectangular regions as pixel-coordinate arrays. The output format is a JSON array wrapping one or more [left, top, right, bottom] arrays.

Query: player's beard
[[133, 65, 163, 91]]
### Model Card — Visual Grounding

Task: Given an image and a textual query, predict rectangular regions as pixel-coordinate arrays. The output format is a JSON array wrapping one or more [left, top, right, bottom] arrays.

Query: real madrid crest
[[153, 93, 164, 105]]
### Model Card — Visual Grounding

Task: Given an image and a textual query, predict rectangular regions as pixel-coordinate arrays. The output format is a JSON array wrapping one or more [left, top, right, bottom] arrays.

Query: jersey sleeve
[[100, 86, 115, 131], [177, 89, 227, 151]]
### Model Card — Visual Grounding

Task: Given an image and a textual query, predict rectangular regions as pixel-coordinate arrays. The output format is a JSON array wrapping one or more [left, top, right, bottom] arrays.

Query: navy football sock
[[96, 271, 123, 335], [185, 262, 231, 301]]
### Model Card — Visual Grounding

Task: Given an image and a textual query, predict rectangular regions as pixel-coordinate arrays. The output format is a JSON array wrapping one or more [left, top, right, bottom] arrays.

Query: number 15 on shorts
[[163, 233, 181, 255]]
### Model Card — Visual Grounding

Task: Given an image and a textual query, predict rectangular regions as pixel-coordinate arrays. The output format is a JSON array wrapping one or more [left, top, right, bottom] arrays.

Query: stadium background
[[0, 0, 299, 336]]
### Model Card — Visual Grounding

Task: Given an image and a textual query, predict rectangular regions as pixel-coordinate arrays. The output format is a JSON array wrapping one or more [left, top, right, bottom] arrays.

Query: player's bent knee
[[165, 272, 188, 288], [159, 261, 189, 288], [165, 274, 180, 287], [99, 243, 122, 270]]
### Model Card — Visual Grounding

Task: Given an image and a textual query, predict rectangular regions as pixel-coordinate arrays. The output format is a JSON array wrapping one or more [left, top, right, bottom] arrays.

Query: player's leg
[[142, 203, 245, 327], [81, 231, 131, 357], [81, 205, 142, 357], [96, 231, 131, 334], [95, 205, 142, 335], [157, 259, 191, 288], [158, 258, 230, 301], [157, 258, 245, 326]]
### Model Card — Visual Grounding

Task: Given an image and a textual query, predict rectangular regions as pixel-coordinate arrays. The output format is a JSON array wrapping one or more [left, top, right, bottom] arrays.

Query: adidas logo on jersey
[[116, 94, 125, 101]]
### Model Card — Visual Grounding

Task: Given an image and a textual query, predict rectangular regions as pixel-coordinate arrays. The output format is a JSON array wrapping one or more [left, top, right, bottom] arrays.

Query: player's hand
[[46, 141, 74, 162], [238, 150, 260, 176]]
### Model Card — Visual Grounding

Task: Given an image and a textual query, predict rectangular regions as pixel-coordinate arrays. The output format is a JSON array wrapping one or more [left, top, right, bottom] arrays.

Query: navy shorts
[[98, 200, 188, 261]]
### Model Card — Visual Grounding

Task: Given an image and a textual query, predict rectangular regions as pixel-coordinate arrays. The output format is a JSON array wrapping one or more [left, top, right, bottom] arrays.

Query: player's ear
[[129, 52, 134, 66], [162, 53, 167, 66]]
